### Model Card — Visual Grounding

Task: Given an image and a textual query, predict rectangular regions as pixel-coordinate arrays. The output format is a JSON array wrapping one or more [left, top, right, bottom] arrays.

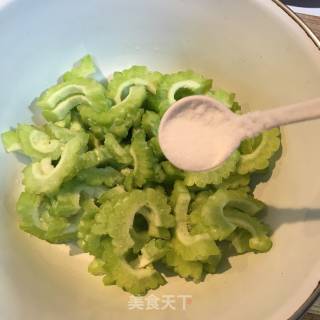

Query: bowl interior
[[0, 1, 320, 319]]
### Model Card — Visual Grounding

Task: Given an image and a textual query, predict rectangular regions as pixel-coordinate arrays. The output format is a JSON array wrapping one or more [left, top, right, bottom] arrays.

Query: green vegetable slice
[[107, 188, 175, 254], [206, 89, 242, 113], [1, 129, 21, 152], [78, 85, 146, 139], [2, 125, 62, 161], [164, 249, 204, 283], [184, 151, 240, 187], [228, 229, 252, 254], [77, 196, 104, 256], [16, 124, 62, 160], [188, 191, 214, 234], [62, 55, 96, 81], [133, 239, 169, 268], [224, 208, 272, 252], [23, 133, 88, 194], [37, 78, 108, 121], [91, 200, 114, 235], [77, 167, 123, 187], [218, 173, 250, 190], [130, 229, 151, 254], [148, 137, 164, 160], [49, 184, 81, 218], [203, 254, 222, 274], [88, 258, 106, 276], [154, 70, 212, 114], [78, 145, 112, 170], [141, 111, 160, 138], [98, 239, 166, 295], [104, 133, 132, 166], [98, 185, 126, 205], [106, 65, 162, 104], [161, 161, 184, 181], [237, 128, 281, 174], [17, 192, 79, 243], [130, 129, 164, 187], [192, 189, 264, 240], [44, 123, 77, 143], [170, 181, 220, 262], [54, 113, 72, 128], [190, 191, 214, 214]]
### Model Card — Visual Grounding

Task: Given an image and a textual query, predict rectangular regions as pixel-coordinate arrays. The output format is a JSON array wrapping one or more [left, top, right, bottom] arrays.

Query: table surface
[[294, 11, 320, 320], [297, 13, 320, 39]]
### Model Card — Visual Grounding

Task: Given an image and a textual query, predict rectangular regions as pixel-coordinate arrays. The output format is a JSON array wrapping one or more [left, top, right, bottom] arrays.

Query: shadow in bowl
[[250, 144, 283, 190], [266, 206, 320, 232]]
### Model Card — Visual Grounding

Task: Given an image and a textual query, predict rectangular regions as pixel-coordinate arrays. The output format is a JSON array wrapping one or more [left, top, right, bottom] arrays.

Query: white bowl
[[0, 1, 319, 319]]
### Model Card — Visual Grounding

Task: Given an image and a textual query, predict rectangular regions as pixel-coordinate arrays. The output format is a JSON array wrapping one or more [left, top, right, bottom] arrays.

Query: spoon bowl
[[158, 95, 242, 171]]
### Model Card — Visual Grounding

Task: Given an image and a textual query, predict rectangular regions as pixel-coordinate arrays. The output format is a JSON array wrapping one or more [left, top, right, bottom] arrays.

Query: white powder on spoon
[[158, 96, 244, 172]]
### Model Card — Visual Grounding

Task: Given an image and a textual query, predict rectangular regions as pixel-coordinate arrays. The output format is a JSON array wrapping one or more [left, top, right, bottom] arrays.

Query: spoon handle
[[241, 97, 320, 138]]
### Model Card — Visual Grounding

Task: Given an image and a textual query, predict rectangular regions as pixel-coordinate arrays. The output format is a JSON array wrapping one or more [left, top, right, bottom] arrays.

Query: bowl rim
[[271, 2, 320, 319], [273, 0, 320, 49], [0, 1, 318, 318]]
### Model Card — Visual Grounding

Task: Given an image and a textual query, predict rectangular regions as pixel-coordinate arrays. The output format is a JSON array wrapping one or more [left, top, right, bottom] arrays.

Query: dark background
[[283, 0, 320, 7]]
